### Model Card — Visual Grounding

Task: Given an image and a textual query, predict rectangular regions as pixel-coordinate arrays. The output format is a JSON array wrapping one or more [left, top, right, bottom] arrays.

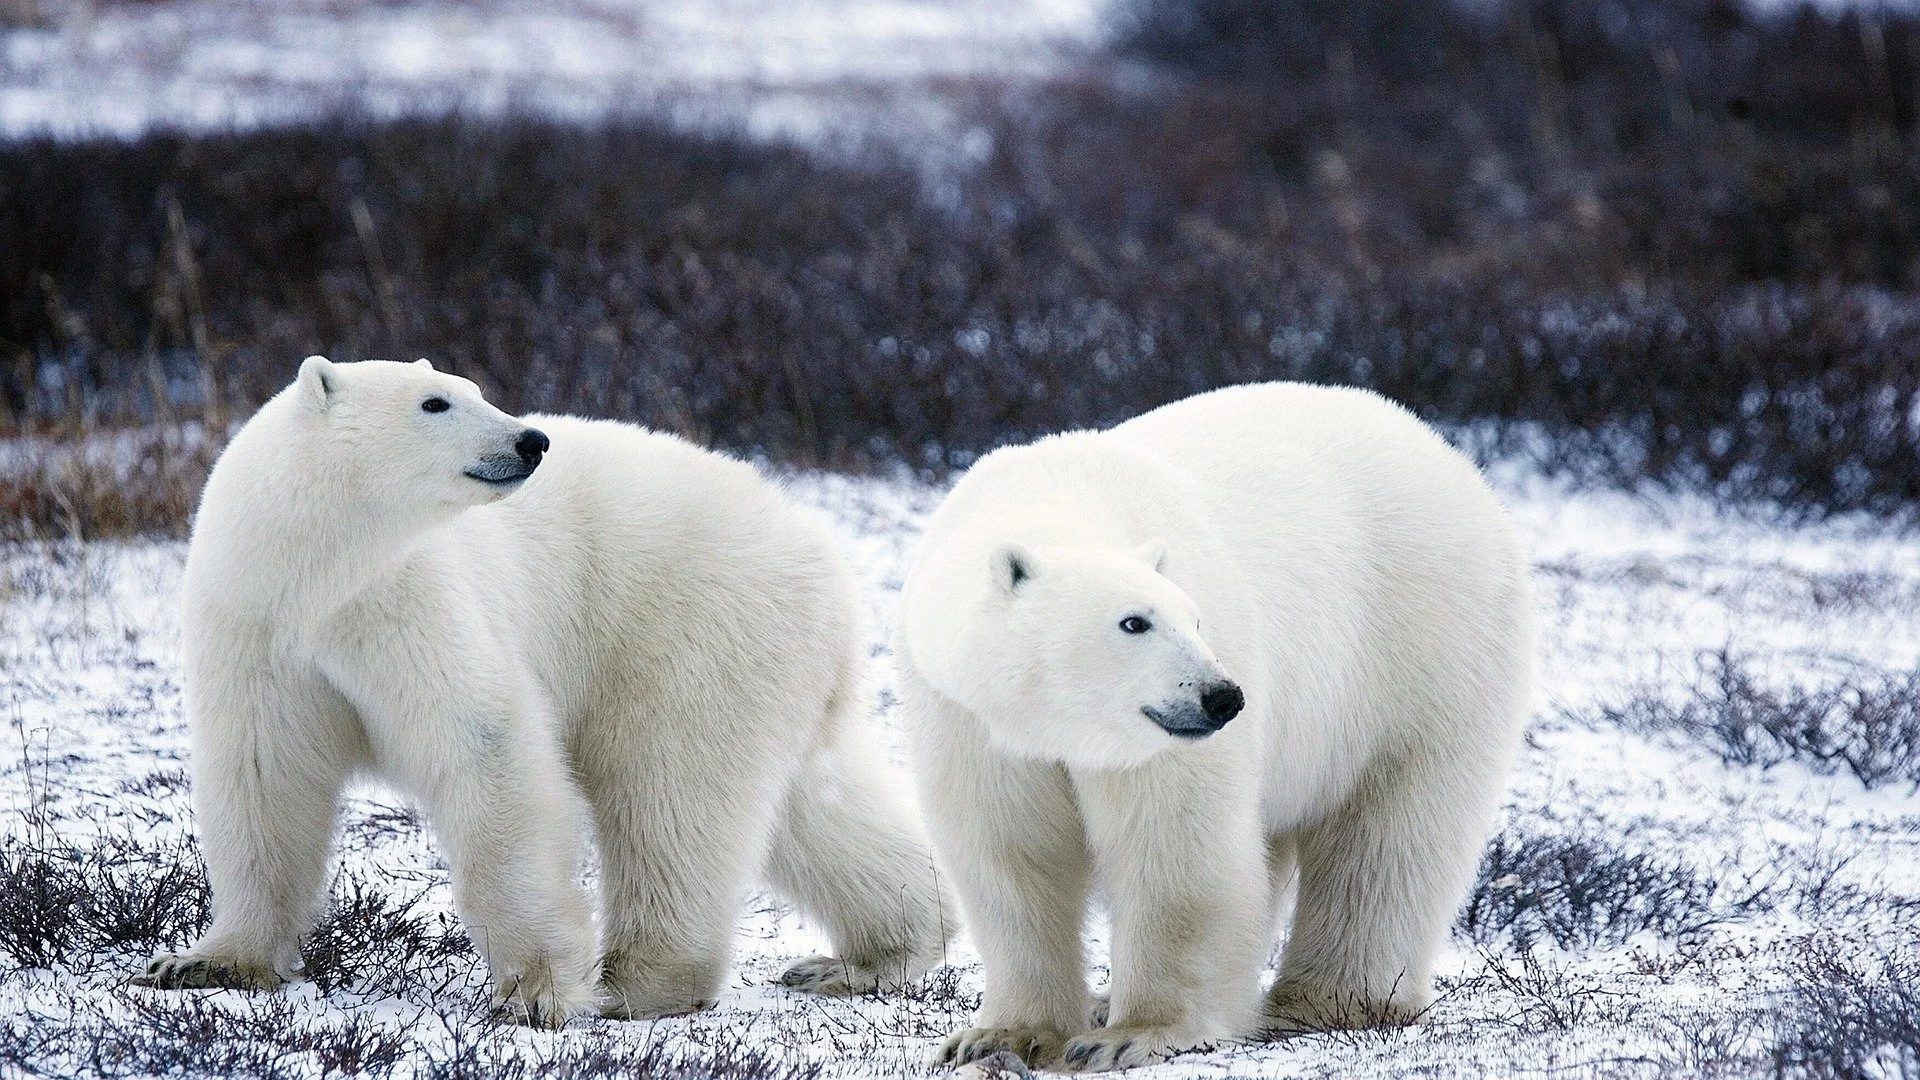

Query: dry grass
[[0, 428, 215, 541]]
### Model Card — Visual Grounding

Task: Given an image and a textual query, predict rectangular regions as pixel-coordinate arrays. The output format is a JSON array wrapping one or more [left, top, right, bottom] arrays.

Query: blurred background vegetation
[[8, 0, 1920, 535]]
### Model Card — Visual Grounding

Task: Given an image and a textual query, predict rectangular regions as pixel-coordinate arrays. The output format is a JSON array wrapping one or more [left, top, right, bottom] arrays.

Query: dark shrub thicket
[[1454, 829, 1740, 950], [1104, 0, 1920, 286], [7, 0, 1920, 535]]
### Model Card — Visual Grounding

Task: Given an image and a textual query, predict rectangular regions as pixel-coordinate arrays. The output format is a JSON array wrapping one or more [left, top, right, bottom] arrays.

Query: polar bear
[[136, 356, 950, 1025], [899, 382, 1532, 1070]]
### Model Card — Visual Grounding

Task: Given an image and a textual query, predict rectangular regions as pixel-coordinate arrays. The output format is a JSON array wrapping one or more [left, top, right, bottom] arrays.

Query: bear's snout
[[1143, 679, 1245, 739], [516, 428, 550, 467], [1200, 681, 1244, 728], [464, 429, 550, 488]]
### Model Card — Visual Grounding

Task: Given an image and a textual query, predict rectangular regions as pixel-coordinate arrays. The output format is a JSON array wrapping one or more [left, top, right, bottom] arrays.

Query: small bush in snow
[[1456, 829, 1738, 950], [0, 832, 209, 972], [1592, 649, 1920, 790], [1772, 940, 1920, 1080]]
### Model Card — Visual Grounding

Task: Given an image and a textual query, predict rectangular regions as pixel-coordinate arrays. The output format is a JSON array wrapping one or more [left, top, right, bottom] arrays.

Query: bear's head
[[286, 355, 548, 522], [920, 538, 1245, 768]]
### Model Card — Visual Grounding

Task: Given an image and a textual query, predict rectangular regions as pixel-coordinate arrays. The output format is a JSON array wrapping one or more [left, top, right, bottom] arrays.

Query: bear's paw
[[492, 961, 599, 1029], [132, 952, 284, 992], [778, 953, 933, 997], [1060, 1027, 1192, 1072], [938, 1025, 1068, 1069]]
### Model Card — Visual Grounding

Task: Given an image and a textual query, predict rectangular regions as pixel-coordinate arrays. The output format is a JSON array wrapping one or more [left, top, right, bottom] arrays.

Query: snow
[[0, 0, 1102, 143], [3, 464, 1917, 1077]]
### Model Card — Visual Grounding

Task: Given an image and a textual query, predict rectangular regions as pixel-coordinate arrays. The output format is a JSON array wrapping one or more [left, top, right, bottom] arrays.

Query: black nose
[[1200, 681, 1245, 727], [515, 428, 549, 466]]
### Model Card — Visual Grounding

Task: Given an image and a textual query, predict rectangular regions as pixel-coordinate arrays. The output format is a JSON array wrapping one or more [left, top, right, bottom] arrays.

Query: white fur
[[140, 357, 951, 1025], [900, 383, 1533, 1070]]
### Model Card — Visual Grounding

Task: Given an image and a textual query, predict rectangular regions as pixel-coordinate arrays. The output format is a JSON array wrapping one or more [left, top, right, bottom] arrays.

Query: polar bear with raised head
[[899, 382, 1532, 1070], [138, 356, 950, 1025]]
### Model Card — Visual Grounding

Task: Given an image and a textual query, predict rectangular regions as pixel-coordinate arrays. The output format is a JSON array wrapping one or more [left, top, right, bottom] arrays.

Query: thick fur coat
[[140, 357, 950, 1024], [899, 382, 1533, 1070]]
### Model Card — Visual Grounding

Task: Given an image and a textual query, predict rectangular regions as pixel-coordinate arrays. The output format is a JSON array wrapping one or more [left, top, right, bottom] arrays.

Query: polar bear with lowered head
[[138, 356, 950, 1024], [899, 382, 1532, 1070]]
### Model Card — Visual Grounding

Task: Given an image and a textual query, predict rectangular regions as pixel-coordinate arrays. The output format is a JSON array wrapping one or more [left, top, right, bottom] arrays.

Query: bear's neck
[[196, 457, 448, 626]]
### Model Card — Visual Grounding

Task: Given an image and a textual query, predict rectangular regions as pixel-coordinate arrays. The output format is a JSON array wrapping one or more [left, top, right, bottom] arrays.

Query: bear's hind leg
[[138, 668, 357, 992], [1266, 753, 1501, 1035], [767, 731, 954, 997]]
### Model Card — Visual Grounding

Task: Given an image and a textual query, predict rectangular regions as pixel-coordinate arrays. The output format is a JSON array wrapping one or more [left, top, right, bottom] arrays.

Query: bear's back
[[1108, 382, 1521, 591], [451, 415, 859, 721]]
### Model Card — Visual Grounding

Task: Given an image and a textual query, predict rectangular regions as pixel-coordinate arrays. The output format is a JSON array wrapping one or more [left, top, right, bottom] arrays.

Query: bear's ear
[[413, 357, 434, 370], [991, 542, 1035, 597], [297, 355, 335, 409], [1134, 537, 1170, 574]]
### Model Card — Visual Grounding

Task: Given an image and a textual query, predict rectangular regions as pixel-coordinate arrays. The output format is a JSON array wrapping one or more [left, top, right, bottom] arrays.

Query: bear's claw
[[778, 954, 884, 996], [1059, 1028, 1182, 1072], [132, 953, 283, 991], [939, 1026, 1067, 1069]]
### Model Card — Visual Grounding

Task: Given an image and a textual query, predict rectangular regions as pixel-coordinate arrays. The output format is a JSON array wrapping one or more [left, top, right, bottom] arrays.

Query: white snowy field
[[0, 0, 1100, 142], [2, 463, 1917, 1078]]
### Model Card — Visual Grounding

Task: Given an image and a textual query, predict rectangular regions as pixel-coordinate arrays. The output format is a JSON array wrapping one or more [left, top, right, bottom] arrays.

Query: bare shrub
[[1456, 829, 1742, 950], [0, 427, 215, 540], [1772, 940, 1920, 1079], [1475, 949, 1641, 1031], [0, 832, 209, 972], [299, 876, 474, 997], [1590, 649, 1920, 789], [0, 837, 89, 969]]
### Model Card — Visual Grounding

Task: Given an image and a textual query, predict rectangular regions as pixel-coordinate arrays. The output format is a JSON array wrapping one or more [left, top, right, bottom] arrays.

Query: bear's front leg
[[136, 661, 357, 993], [329, 636, 599, 1028], [415, 712, 598, 1028], [1063, 746, 1269, 1071], [903, 680, 1095, 1069]]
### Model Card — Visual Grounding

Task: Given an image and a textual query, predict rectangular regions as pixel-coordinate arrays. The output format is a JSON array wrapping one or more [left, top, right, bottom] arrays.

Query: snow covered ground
[[3, 464, 1917, 1077], [0, 0, 1099, 142]]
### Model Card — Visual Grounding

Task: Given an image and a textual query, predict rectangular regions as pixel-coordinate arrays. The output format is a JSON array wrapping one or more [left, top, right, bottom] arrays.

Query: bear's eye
[[421, 397, 451, 414], [1119, 615, 1152, 635]]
